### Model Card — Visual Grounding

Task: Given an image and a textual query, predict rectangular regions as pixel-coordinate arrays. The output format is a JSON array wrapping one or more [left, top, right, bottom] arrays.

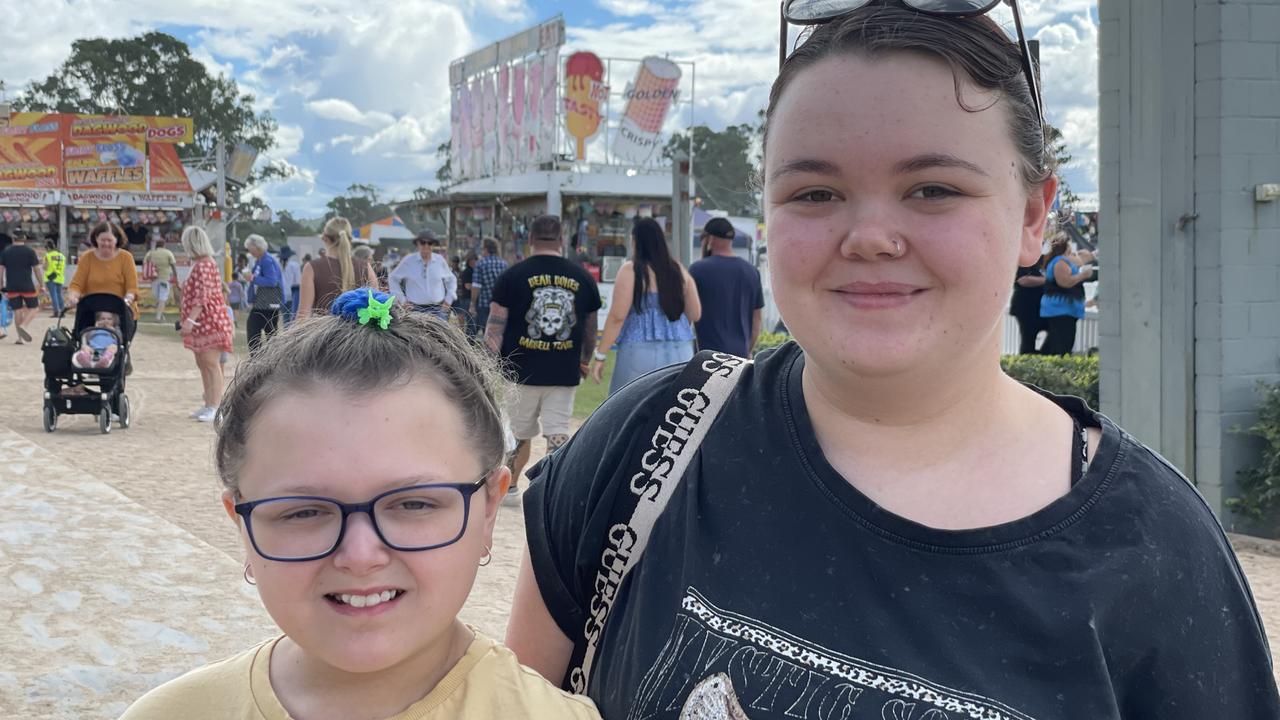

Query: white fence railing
[[1002, 311, 1100, 356]]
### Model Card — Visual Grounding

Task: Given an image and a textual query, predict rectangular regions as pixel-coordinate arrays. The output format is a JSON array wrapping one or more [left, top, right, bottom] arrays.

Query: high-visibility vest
[[44, 250, 66, 284]]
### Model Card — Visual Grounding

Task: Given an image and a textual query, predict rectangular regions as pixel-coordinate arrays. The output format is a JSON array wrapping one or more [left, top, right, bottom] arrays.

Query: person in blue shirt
[[1039, 234, 1095, 355], [589, 218, 701, 396], [244, 234, 284, 355]]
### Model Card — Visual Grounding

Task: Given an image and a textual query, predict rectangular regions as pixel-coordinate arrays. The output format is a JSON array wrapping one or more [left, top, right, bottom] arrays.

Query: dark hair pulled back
[[765, 5, 1053, 187]]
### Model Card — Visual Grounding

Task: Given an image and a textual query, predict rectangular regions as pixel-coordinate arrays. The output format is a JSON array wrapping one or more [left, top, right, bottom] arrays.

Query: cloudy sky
[[0, 0, 1099, 218]]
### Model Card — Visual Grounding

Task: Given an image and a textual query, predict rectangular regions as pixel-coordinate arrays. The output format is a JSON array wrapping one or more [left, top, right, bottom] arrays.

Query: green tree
[[14, 31, 284, 187], [1046, 124, 1079, 209], [664, 124, 759, 216], [325, 183, 393, 227], [435, 142, 453, 187], [274, 210, 311, 236]]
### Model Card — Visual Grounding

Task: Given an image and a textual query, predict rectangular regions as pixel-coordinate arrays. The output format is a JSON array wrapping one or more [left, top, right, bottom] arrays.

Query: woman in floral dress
[[179, 226, 233, 423]]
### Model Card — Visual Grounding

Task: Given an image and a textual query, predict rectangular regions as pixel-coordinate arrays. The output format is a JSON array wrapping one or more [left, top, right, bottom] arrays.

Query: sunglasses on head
[[779, 0, 1043, 128]]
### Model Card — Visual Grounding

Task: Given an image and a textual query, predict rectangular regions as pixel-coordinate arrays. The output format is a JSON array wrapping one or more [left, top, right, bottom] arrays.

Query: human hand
[[589, 359, 605, 384], [66, 293, 80, 307]]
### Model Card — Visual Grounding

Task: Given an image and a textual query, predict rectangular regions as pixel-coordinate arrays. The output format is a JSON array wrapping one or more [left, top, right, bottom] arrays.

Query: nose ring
[[891, 239, 903, 258]]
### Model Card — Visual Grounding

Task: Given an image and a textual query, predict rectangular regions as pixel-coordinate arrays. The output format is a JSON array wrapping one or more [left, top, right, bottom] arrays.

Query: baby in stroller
[[72, 311, 121, 369]]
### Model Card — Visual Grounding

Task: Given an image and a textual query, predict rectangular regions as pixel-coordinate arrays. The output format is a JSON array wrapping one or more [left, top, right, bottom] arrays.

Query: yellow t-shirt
[[118, 631, 600, 720], [144, 247, 177, 281]]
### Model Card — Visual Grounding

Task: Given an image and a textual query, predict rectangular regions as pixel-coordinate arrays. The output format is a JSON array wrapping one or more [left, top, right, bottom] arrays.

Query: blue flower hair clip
[[332, 288, 395, 330]]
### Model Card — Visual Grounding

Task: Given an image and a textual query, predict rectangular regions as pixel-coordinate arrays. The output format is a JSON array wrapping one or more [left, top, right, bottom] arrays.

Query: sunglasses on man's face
[[779, 0, 1043, 128]]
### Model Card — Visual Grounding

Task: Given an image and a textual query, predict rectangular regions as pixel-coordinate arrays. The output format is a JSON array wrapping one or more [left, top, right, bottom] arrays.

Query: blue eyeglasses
[[234, 473, 490, 562]]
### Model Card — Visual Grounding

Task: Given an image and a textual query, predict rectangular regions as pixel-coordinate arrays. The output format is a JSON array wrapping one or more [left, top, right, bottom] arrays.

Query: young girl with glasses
[[505, 3, 1279, 718], [121, 290, 601, 720]]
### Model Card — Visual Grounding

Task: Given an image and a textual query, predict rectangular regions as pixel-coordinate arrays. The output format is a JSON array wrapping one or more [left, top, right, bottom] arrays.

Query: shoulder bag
[[566, 350, 752, 694]]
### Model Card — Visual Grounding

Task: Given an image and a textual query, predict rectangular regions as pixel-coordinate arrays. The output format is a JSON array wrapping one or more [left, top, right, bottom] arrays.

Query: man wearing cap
[[689, 217, 764, 357], [388, 231, 457, 318]]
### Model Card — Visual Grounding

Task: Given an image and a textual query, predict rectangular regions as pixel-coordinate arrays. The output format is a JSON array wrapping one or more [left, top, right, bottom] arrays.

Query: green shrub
[[1000, 354, 1100, 408], [749, 337, 1099, 408], [1227, 381, 1280, 521], [754, 331, 791, 353]]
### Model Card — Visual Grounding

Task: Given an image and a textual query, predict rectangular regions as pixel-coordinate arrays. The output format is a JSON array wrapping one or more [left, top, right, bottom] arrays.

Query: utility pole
[[216, 138, 227, 209], [671, 150, 692, 267], [213, 138, 230, 276]]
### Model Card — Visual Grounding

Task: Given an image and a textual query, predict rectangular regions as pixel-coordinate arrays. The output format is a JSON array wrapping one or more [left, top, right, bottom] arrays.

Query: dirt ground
[[2, 311, 1278, 717]]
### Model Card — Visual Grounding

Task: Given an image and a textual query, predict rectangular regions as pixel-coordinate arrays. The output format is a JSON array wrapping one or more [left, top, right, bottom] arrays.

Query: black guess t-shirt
[[524, 342, 1278, 720], [492, 255, 602, 387]]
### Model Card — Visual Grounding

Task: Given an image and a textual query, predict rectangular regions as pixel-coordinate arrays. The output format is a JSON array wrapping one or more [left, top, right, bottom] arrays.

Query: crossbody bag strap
[[567, 350, 752, 694]]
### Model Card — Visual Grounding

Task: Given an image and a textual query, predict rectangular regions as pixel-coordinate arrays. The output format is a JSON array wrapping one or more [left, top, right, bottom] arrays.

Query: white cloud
[[1020, 0, 1097, 27], [352, 116, 435, 156], [598, 0, 664, 17], [261, 43, 306, 70], [306, 98, 396, 127], [272, 124, 305, 158], [1037, 11, 1100, 193], [465, 0, 531, 23]]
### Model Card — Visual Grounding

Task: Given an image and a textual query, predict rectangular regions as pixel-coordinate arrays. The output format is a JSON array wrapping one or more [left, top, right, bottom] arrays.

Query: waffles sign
[[0, 113, 194, 192]]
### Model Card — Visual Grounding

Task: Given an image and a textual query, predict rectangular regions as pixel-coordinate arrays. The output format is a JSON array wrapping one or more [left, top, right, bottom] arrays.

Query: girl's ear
[[482, 467, 512, 535], [222, 489, 238, 523]]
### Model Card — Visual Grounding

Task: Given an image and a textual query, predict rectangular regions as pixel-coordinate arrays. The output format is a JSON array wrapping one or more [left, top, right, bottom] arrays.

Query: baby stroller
[[41, 293, 135, 434]]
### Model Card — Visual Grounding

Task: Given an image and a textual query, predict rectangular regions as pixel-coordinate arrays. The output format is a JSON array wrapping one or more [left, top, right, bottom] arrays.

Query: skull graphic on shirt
[[526, 286, 577, 342]]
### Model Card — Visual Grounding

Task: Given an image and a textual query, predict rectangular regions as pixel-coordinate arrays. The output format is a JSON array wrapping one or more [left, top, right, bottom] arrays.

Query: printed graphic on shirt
[[521, 284, 578, 350], [628, 588, 1038, 720]]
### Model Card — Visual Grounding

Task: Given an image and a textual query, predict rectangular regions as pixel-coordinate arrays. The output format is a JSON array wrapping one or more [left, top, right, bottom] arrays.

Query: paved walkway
[[1, 312, 1277, 717]]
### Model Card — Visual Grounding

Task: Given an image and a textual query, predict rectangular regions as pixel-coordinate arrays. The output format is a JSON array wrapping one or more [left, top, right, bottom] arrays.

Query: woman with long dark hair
[[1039, 232, 1094, 355], [589, 218, 701, 396]]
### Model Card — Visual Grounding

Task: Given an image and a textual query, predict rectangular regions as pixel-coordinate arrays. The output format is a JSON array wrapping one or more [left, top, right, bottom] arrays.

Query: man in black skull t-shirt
[[488, 215, 601, 498]]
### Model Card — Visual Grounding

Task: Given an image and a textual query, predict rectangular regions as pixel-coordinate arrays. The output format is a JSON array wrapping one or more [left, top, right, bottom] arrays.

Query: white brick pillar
[[1101, 0, 1280, 529]]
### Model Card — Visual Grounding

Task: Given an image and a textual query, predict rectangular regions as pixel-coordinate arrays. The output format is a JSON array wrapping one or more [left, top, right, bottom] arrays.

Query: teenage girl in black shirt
[[505, 3, 1279, 719]]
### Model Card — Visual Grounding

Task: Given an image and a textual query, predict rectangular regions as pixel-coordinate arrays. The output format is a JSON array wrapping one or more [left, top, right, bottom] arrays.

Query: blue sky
[[1, 0, 1099, 217]]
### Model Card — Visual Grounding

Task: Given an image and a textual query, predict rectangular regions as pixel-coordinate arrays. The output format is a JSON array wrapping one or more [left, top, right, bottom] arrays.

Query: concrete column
[[1098, 0, 1197, 474], [546, 173, 563, 218], [1101, 0, 1280, 529]]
